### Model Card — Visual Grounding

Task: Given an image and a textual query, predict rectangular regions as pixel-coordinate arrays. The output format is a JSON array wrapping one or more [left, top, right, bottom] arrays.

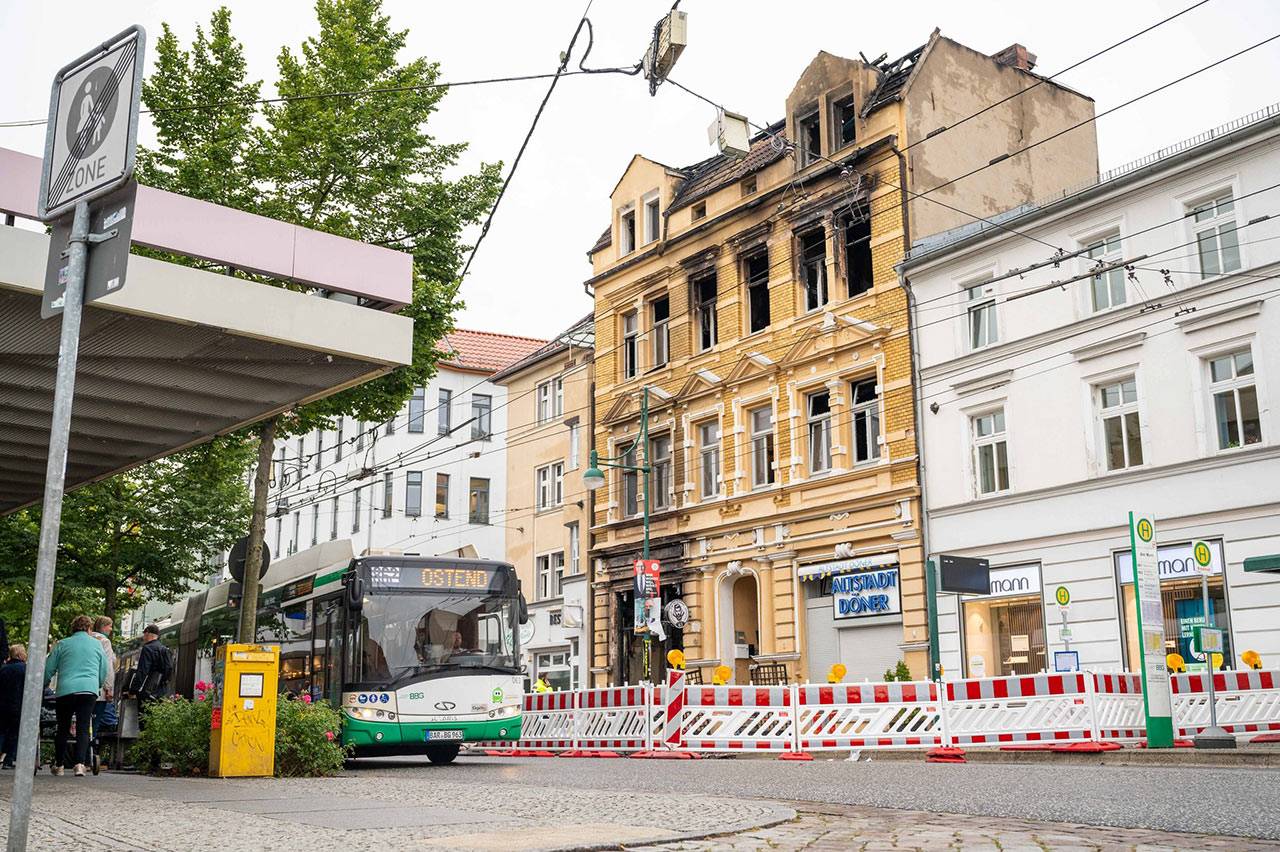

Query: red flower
[[325, 730, 335, 741], [301, 694, 312, 704]]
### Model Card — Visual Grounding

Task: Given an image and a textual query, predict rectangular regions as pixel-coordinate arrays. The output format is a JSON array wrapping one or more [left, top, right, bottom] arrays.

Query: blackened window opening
[[800, 229, 827, 311], [844, 216, 873, 297], [834, 96, 857, 148], [745, 250, 770, 333], [694, 274, 718, 351]]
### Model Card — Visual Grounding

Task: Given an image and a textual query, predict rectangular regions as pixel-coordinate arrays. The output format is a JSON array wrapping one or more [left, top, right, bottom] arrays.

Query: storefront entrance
[[960, 563, 1046, 678], [1116, 539, 1232, 673]]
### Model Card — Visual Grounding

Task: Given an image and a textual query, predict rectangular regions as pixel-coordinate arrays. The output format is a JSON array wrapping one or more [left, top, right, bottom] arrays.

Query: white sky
[[3, 1, 1279, 339]]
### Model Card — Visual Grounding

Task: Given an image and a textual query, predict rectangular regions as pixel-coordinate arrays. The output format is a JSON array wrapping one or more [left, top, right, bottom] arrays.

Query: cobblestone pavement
[[635, 805, 1280, 851], [0, 770, 793, 851]]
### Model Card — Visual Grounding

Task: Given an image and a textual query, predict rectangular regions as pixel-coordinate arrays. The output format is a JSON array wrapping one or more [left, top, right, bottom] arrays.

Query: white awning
[[798, 552, 899, 581]]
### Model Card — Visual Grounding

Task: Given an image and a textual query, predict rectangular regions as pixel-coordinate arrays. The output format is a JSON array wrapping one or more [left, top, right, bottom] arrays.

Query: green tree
[[0, 437, 255, 629], [136, 2, 501, 639]]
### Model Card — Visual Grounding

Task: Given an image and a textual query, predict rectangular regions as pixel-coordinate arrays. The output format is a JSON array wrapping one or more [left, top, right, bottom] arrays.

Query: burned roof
[[665, 120, 789, 215], [863, 44, 925, 114], [490, 312, 595, 382]]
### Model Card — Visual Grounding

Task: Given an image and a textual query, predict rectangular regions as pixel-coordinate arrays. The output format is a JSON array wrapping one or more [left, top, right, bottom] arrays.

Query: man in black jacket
[[129, 625, 173, 707], [0, 645, 27, 768]]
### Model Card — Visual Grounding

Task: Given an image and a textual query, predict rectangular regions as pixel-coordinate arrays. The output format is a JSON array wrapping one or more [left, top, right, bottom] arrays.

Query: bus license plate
[[425, 730, 463, 741]]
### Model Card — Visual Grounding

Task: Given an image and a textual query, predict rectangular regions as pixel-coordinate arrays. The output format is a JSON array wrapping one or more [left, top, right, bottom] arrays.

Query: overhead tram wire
[[0, 63, 642, 129]]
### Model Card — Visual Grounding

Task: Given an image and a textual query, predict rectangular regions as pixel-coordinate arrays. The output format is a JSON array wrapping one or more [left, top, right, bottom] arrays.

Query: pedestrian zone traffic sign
[[39, 26, 145, 221]]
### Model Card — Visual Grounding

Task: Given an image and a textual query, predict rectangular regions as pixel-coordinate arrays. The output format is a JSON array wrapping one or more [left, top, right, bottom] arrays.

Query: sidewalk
[[0, 770, 794, 851]]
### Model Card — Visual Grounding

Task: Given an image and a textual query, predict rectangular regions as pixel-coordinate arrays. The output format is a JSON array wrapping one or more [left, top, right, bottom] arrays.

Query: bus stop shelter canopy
[[0, 222, 413, 515]]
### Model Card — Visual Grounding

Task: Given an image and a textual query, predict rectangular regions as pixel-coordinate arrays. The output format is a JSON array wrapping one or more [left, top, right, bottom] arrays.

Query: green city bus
[[142, 547, 526, 765]]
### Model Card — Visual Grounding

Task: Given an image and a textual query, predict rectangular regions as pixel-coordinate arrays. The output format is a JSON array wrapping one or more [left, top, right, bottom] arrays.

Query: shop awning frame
[[1244, 554, 1280, 573], [797, 553, 899, 581]]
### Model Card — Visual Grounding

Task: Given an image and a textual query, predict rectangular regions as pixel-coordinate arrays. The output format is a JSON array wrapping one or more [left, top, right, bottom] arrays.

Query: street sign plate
[[1055, 586, 1071, 607], [938, 554, 990, 595], [1191, 540, 1214, 575], [38, 26, 145, 221], [42, 179, 137, 318], [1130, 511, 1174, 747], [1193, 625, 1224, 655]]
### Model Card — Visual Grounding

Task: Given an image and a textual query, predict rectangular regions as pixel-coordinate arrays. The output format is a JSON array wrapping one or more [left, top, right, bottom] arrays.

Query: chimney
[[992, 43, 1037, 72]]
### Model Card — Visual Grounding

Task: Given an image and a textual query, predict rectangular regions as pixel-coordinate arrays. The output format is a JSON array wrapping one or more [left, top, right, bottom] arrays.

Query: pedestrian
[[533, 675, 551, 693], [128, 625, 173, 710], [0, 645, 28, 769], [44, 616, 107, 777], [89, 617, 118, 733]]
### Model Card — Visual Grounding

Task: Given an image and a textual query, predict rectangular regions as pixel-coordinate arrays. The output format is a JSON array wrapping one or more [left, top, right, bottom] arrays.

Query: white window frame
[[471, 393, 492, 439], [749, 405, 776, 488], [1096, 376, 1144, 472], [536, 550, 566, 600], [618, 204, 636, 256], [971, 408, 1010, 496], [849, 376, 881, 465], [799, 229, 828, 312], [1189, 190, 1242, 279], [697, 420, 721, 499], [1207, 347, 1261, 451], [651, 296, 670, 368], [437, 387, 453, 436], [536, 462, 565, 510], [642, 191, 661, 245], [807, 390, 832, 475], [537, 379, 562, 423], [693, 273, 717, 352], [1084, 230, 1125, 313], [650, 433, 673, 511], [405, 471, 423, 517], [567, 422, 581, 470], [567, 522, 580, 575], [622, 311, 639, 379], [966, 280, 998, 350]]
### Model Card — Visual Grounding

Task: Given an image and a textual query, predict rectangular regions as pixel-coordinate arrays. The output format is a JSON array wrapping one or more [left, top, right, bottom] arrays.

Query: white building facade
[[904, 106, 1280, 679], [270, 330, 548, 564]]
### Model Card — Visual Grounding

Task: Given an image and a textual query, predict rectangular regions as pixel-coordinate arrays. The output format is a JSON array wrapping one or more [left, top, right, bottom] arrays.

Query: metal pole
[[640, 387, 651, 683], [1202, 574, 1218, 730], [8, 200, 90, 852], [925, 558, 940, 680], [366, 484, 374, 555]]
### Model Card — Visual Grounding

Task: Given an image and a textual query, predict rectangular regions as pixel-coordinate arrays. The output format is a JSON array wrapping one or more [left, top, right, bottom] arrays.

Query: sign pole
[[1192, 540, 1233, 748], [7, 201, 90, 852], [1129, 512, 1174, 749], [925, 559, 941, 680]]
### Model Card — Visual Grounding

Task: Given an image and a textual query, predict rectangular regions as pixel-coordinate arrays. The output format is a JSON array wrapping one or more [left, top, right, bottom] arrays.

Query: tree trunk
[[237, 416, 277, 643], [104, 580, 117, 623]]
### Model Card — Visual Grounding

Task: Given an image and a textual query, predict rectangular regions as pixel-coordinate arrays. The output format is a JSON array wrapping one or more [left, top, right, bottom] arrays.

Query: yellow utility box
[[209, 643, 280, 778]]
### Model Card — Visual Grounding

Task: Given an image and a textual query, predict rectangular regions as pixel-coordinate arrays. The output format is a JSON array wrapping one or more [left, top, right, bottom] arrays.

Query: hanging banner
[[633, 559, 660, 634], [1129, 511, 1174, 748]]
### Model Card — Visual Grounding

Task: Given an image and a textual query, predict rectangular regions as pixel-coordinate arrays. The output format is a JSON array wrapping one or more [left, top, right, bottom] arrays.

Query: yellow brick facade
[[583, 39, 1099, 687]]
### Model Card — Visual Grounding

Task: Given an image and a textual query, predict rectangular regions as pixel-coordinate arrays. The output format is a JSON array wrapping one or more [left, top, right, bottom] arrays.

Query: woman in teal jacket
[[44, 615, 107, 776]]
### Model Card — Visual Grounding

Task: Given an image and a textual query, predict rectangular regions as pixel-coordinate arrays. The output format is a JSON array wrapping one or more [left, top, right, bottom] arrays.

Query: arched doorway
[[716, 564, 760, 683]]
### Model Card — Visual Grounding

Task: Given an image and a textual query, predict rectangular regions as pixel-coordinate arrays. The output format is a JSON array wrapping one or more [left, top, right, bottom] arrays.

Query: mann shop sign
[[973, 563, 1041, 600], [1115, 539, 1225, 583], [832, 568, 901, 619]]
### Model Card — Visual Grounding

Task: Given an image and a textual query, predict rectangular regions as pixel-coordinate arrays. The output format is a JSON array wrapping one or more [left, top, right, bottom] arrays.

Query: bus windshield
[[358, 590, 517, 686]]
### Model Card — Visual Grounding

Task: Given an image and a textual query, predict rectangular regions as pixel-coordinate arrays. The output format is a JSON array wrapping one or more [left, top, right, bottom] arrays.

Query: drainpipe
[[892, 141, 937, 680]]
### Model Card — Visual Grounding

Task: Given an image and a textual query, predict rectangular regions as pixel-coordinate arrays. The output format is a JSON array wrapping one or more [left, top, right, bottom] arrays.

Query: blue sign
[[379, 693, 390, 704], [358, 693, 367, 704], [832, 568, 901, 619]]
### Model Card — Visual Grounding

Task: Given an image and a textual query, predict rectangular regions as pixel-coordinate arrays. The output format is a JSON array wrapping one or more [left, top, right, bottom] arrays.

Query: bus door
[[312, 595, 344, 705]]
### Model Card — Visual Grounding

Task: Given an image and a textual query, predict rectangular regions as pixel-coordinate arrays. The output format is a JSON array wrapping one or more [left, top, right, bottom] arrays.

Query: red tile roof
[[436, 328, 549, 374]]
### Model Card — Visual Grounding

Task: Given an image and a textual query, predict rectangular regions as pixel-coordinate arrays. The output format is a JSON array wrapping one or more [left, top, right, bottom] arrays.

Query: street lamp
[[583, 386, 656, 680]]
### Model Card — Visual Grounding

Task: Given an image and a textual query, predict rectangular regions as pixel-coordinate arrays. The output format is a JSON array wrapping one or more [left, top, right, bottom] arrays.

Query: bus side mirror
[[345, 576, 365, 612], [519, 593, 529, 625]]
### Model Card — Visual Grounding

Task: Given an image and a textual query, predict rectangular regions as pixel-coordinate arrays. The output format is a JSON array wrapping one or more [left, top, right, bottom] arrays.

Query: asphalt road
[[354, 753, 1280, 841]]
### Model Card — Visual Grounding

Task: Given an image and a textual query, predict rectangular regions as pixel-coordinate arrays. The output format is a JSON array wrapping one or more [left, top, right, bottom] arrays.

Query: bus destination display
[[367, 563, 497, 591]]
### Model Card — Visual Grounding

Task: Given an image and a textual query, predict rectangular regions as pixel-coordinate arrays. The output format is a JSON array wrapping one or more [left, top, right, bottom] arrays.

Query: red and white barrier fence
[[472, 667, 1280, 757], [1172, 669, 1280, 738], [795, 681, 943, 751]]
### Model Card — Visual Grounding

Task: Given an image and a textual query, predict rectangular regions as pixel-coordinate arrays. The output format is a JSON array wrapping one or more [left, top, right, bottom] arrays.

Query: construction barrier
[[470, 666, 1280, 757], [1091, 672, 1146, 742], [681, 685, 795, 752], [518, 690, 576, 751], [795, 681, 944, 751], [1172, 669, 1280, 738], [573, 685, 653, 752]]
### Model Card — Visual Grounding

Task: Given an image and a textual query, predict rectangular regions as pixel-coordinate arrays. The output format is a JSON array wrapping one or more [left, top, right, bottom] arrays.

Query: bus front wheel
[[426, 743, 460, 766]]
